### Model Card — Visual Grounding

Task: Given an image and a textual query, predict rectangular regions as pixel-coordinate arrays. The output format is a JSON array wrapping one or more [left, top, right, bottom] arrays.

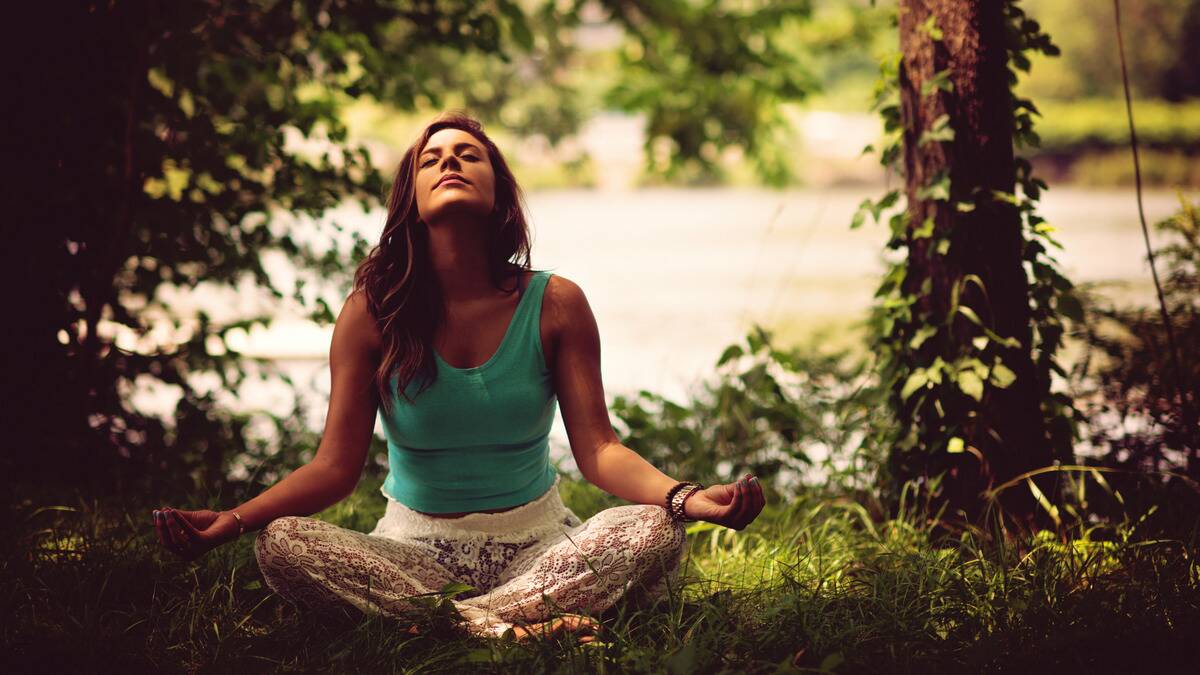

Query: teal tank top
[[378, 270, 558, 513]]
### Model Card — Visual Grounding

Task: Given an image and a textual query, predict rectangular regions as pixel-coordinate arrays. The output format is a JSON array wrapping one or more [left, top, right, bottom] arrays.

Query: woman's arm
[[211, 290, 383, 539], [547, 276, 764, 529]]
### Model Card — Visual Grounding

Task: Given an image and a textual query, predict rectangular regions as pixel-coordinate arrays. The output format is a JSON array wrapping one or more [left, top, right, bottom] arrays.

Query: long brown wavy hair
[[353, 110, 544, 414]]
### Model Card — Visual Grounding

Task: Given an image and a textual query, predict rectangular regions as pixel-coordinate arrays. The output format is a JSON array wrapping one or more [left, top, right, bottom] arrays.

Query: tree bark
[[898, 0, 1052, 524]]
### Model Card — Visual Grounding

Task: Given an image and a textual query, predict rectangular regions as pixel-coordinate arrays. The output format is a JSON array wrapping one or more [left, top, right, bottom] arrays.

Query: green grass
[[5, 474, 1199, 674]]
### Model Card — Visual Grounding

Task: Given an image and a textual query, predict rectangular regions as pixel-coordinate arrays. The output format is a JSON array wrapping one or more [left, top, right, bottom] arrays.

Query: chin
[[425, 199, 492, 222]]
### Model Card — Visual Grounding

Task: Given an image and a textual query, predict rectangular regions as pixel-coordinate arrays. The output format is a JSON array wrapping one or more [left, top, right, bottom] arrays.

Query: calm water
[[129, 185, 1196, 469]]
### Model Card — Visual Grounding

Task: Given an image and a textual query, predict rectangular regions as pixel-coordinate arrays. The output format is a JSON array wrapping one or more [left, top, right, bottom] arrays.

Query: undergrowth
[[4, 472, 1198, 675]]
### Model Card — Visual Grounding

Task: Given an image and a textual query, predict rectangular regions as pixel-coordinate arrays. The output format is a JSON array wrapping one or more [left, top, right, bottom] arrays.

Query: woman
[[151, 111, 765, 642]]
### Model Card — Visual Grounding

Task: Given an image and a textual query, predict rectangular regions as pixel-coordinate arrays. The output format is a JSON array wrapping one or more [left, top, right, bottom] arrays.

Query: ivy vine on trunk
[[854, 0, 1083, 528]]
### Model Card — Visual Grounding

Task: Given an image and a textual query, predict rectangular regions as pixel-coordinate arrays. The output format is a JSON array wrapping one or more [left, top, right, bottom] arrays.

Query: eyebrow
[[419, 142, 482, 159]]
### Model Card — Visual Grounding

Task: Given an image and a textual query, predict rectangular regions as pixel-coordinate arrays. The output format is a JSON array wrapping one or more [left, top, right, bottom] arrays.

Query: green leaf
[[920, 69, 954, 97], [919, 14, 943, 41], [852, 190, 901, 230], [990, 189, 1020, 205], [439, 581, 475, 597], [717, 344, 744, 366], [908, 324, 938, 350], [496, 0, 533, 50], [957, 370, 984, 401], [912, 216, 935, 239], [851, 201, 868, 229], [989, 362, 1017, 388], [960, 357, 988, 377], [901, 369, 929, 400], [916, 172, 950, 201], [918, 114, 955, 146], [957, 306, 1021, 348], [1057, 292, 1085, 323], [927, 356, 946, 384]]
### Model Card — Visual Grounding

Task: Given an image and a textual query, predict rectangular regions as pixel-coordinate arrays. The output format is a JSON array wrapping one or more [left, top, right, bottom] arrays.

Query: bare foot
[[509, 614, 601, 643]]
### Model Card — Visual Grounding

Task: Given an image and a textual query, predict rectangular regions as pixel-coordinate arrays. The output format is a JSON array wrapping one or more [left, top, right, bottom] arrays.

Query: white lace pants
[[253, 477, 687, 637]]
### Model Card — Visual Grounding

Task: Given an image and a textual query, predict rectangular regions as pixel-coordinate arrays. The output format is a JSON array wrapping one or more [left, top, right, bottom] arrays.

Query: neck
[[425, 212, 504, 304]]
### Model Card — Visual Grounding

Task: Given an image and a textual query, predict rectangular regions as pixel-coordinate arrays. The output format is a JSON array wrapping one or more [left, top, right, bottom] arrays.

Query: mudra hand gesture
[[683, 474, 765, 530], [152, 507, 239, 562]]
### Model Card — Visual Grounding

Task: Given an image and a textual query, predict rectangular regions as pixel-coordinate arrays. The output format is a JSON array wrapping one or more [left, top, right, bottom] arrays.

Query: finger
[[164, 510, 193, 553], [749, 477, 766, 514], [709, 483, 735, 524], [726, 480, 745, 528], [153, 511, 170, 549], [160, 510, 182, 549], [172, 510, 210, 552], [729, 480, 744, 515], [733, 479, 752, 528], [738, 478, 759, 527], [156, 511, 185, 555], [168, 511, 194, 545]]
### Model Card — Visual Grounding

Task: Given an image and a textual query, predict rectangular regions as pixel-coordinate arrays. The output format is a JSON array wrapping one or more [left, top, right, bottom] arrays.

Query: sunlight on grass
[[5, 473, 1197, 673]]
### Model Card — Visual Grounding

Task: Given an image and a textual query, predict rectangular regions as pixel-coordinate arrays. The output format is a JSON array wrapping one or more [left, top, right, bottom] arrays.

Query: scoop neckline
[[433, 271, 541, 374]]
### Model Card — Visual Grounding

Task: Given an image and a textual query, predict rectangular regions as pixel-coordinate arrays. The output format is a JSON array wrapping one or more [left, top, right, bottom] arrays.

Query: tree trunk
[[898, 0, 1052, 524]]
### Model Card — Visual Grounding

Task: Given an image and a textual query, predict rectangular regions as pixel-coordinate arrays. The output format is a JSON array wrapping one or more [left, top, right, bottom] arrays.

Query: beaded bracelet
[[664, 481, 692, 514]]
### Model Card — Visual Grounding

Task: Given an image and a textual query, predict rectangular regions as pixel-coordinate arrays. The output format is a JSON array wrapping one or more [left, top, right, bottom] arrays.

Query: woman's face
[[413, 127, 496, 226]]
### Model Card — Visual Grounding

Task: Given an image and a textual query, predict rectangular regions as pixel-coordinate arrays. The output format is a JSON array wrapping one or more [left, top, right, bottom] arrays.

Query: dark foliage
[[1071, 194, 1200, 505]]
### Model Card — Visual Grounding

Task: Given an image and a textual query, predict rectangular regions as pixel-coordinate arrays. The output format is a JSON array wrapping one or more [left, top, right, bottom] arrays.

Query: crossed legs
[[253, 504, 687, 637]]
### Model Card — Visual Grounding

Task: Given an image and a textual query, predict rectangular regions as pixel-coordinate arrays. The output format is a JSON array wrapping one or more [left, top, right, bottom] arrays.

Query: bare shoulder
[[333, 289, 383, 356], [542, 273, 594, 332]]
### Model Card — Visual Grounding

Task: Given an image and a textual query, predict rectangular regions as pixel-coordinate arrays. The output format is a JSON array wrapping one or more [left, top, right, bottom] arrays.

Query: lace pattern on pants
[[253, 479, 687, 637]]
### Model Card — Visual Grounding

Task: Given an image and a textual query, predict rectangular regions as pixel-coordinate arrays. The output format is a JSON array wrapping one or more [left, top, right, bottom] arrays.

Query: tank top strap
[[502, 270, 551, 370], [510, 270, 550, 335]]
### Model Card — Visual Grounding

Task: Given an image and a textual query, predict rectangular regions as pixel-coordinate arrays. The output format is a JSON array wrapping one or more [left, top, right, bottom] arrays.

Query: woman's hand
[[682, 474, 765, 531], [152, 507, 240, 561]]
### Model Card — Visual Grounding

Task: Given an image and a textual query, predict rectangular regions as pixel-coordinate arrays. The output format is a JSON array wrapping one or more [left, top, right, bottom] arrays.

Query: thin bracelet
[[228, 511, 245, 537]]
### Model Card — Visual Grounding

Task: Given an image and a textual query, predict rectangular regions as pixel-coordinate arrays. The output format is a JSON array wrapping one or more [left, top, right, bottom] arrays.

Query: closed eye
[[421, 154, 479, 168]]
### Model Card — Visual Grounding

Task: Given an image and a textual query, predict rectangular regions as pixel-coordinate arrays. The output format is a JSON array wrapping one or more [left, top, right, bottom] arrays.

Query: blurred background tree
[[5, 0, 828, 507], [1018, 0, 1200, 101], [1073, 195, 1200, 484]]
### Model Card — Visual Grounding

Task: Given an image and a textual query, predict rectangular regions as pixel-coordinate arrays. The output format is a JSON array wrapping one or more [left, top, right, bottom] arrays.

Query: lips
[[436, 173, 470, 189]]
